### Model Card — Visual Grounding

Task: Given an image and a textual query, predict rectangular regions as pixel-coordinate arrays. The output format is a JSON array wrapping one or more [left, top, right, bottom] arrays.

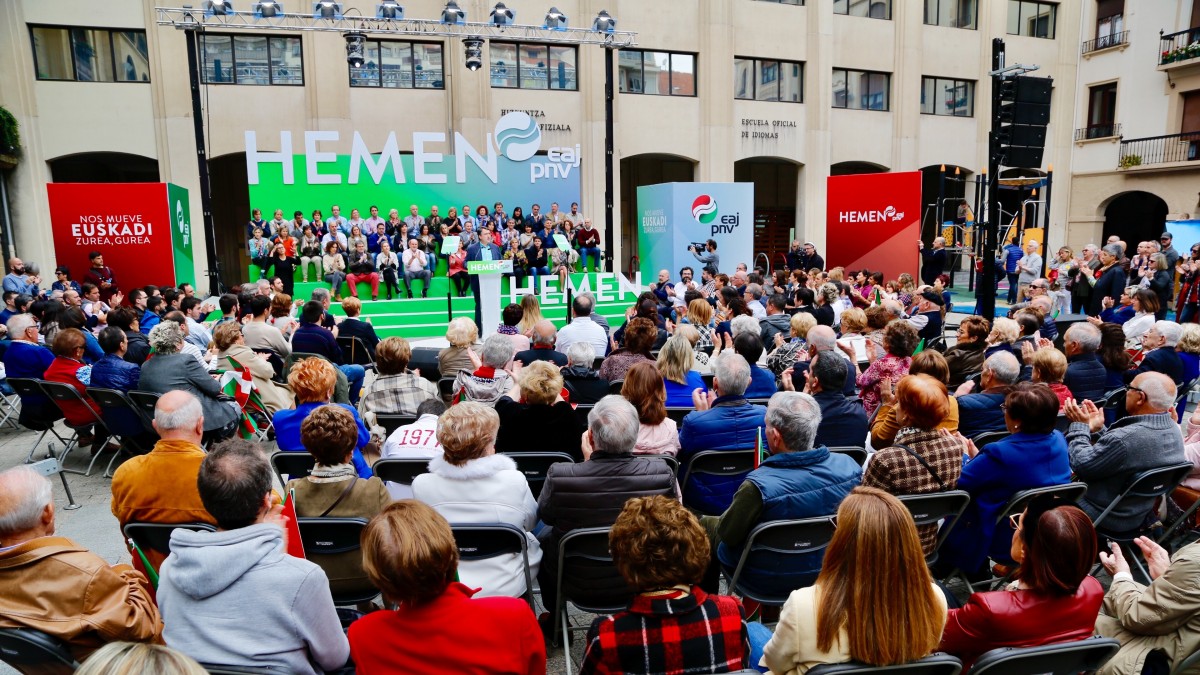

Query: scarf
[[497, 325, 519, 336], [309, 462, 357, 484]]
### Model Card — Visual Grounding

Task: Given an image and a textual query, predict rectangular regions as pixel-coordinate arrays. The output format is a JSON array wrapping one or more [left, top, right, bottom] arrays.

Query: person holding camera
[[689, 239, 720, 275]]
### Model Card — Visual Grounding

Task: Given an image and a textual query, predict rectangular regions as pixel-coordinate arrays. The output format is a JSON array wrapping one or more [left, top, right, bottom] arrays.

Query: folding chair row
[[804, 636, 1119, 674]]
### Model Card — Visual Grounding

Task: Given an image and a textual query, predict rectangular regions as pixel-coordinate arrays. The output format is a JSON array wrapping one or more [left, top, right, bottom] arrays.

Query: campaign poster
[[826, 172, 921, 283]]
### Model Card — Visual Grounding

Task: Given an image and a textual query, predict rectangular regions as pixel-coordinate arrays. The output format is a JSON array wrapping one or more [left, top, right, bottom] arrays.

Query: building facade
[[0, 0, 1084, 290], [1067, 0, 1200, 250]]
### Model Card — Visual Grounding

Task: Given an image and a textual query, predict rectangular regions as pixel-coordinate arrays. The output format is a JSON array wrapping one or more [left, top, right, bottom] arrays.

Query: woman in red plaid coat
[[580, 496, 748, 674]]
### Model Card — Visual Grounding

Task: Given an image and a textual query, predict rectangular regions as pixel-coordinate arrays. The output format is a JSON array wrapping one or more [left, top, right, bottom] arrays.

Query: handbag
[[894, 443, 948, 491]]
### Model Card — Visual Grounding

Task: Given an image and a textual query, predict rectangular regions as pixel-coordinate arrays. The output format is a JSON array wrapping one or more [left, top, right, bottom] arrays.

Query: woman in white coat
[[411, 400, 541, 599]]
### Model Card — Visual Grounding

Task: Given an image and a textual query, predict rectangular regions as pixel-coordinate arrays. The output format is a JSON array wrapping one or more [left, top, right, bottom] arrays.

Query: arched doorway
[[735, 157, 801, 272], [48, 152, 158, 183], [1103, 191, 1169, 247], [830, 161, 887, 176], [620, 153, 696, 276], [209, 152, 249, 288]]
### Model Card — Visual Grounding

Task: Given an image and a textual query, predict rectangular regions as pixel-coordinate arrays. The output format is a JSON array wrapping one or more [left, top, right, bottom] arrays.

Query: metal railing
[[1118, 131, 1200, 168], [1082, 31, 1128, 55], [1074, 123, 1121, 141], [1160, 27, 1200, 65]]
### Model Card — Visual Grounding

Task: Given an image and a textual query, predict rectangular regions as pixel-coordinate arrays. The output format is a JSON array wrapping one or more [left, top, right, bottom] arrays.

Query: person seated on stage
[[452, 333, 515, 407], [0, 466, 162, 660]]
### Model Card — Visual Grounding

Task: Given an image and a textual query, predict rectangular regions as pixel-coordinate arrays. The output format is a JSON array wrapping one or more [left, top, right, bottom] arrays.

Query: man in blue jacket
[[1062, 322, 1108, 403], [955, 351, 1020, 438], [804, 354, 868, 448], [700, 391, 861, 598], [1126, 321, 1186, 387], [678, 353, 767, 515]]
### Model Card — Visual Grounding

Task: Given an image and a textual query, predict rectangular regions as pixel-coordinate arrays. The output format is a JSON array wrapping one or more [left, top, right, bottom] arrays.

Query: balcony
[[1082, 31, 1128, 56], [1075, 123, 1121, 142], [1159, 27, 1200, 72], [1118, 132, 1200, 169]]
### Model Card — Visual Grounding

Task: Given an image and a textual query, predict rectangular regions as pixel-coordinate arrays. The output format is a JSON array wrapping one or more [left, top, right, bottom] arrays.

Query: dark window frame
[[200, 33, 305, 86], [832, 67, 892, 111], [1085, 81, 1119, 137], [921, 76, 976, 117], [488, 41, 577, 91], [834, 0, 893, 20], [734, 56, 804, 103], [347, 38, 445, 89], [924, 0, 978, 29], [28, 24, 150, 83], [1007, 1, 1058, 40], [618, 49, 699, 97]]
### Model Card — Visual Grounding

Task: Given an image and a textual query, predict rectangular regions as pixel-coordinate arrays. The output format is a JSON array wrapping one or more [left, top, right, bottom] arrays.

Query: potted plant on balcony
[[0, 106, 20, 170], [1119, 154, 1143, 169]]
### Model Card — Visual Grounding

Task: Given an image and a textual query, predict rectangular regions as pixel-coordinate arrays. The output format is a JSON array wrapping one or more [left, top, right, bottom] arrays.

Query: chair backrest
[[992, 482, 1089, 527], [591, 357, 605, 370], [1093, 462, 1195, 531], [437, 376, 457, 399], [200, 665, 279, 675], [295, 517, 377, 605], [372, 458, 430, 487], [1102, 387, 1127, 410], [679, 449, 757, 499], [86, 386, 158, 442], [556, 526, 629, 613], [726, 516, 838, 605], [968, 637, 1120, 675], [1053, 414, 1072, 433], [0, 628, 80, 673], [123, 521, 218, 560], [375, 413, 417, 438], [250, 347, 286, 381], [701, 372, 715, 389], [337, 335, 374, 367], [608, 379, 624, 394], [643, 454, 679, 474], [897, 491, 971, 563], [37, 380, 104, 426], [828, 446, 868, 466], [6, 377, 47, 401], [574, 404, 594, 429], [451, 522, 527, 560], [746, 398, 772, 406], [926, 336, 948, 353], [971, 430, 1010, 447], [806, 653, 963, 675], [127, 390, 163, 421], [270, 451, 317, 485], [665, 407, 693, 424], [505, 452, 575, 500]]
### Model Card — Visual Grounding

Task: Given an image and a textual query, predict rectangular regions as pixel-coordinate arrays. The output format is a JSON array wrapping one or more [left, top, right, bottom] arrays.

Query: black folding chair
[[591, 357, 605, 370], [375, 414, 417, 438], [554, 527, 631, 675], [0, 385, 21, 430], [451, 522, 535, 606], [123, 521, 218, 562], [250, 347, 286, 383], [0, 628, 80, 674], [438, 376, 458, 402], [127, 390, 163, 423], [372, 457, 430, 487], [270, 451, 317, 486], [337, 335, 376, 371], [969, 636, 1120, 675], [926, 336, 948, 353], [6, 377, 70, 464], [971, 430, 1010, 448], [38, 380, 114, 478], [296, 517, 378, 606], [201, 666, 279, 675], [608, 379, 624, 394], [505, 452, 575, 500], [806, 653, 962, 674], [897, 491, 971, 566], [679, 449, 757, 516], [747, 398, 772, 406], [645, 454, 679, 474], [725, 517, 838, 608], [701, 373, 715, 390], [665, 407, 694, 424], [87, 387, 159, 445], [1091, 462, 1194, 583], [828, 446, 868, 466], [574, 404, 594, 429]]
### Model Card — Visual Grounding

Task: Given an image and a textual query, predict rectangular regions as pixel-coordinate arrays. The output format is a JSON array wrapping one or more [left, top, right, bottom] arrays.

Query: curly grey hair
[[147, 320, 185, 354], [818, 283, 839, 306]]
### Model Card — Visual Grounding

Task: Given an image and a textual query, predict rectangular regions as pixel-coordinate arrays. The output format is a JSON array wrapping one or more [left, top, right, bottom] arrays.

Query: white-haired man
[[954, 351, 1021, 437], [1127, 320, 1186, 387]]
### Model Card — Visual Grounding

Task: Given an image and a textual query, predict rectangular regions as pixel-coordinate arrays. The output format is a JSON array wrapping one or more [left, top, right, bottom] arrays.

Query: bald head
[[0, 467, 54, 544], [532, 319, 557, 347], [153, 390, 205, 442], [1129, 372, 1176, 413], [806, 325, 838, 353]]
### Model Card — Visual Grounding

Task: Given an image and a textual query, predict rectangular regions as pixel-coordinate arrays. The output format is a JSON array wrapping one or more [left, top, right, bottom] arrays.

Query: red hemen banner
[[826, 171, 921, 284], [47, 183, 195, 299]]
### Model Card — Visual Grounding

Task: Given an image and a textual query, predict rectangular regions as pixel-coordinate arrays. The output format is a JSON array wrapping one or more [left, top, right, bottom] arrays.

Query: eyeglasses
[[1127, 385, 1146, 397], [1008, 513, 1023, 530]]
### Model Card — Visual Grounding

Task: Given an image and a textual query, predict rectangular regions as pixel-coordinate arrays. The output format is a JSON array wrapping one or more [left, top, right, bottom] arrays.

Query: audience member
[[678, 353, 768, 514], [74, 642, 207, 675], [158, 440, 350, 673], [1127, 320, 1185, 386], [760, 293, 792, 345], [1100, 323, 1134, 390], [557, 294, 609, 357], [657, 333, 706, 406], [765, 312, 818, 379], [955, 351, 1020, 438], [337, 296, 381, 359], [412, 401, 541, 598], [290, 301, 366, 405], [941, 497, 1103, 670], [494, 360, 583, 460], [139, 321, 240, 443], [453, 333, 515, 406], [1065, 372, 1186, 530], [536, 396, 676, 631], [105, 306, 151, 364], [760, 487, 946, 673], [852, 320, 919, 416], [212, 322, 293, 415], [91, 326, 141, 392], [733, 332, 779, 398], [379, 398, 445, 497], [802, 352, 868, 448], [514, 320, 568, 367], [863, 374, 963, 554], [1061, 321, 1108, 403], [618, 361, 681, 456], [4, 313, 62, 424], [347, 501, 545, 674], [870, 350, 960, 448], [1028, 346, 1071, 406], [943, 315, 989, 388], [598, 317, 657, 382], [438, 317, 481, 380], [703, 391, 860, 599], [358, 336, 439, 433], [941, 383, 1072, 578], [273, 357, 373, 478], [582, 496, 748, 674], [44, 329, 117, 454], [560, 341, 609, 404], [497, 303, 531, 354], [241, 294, 291, 357]]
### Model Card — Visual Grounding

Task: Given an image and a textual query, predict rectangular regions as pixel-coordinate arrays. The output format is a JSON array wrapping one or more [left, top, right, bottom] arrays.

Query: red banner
[[47, 183, 178, 300], [825, 172, 921, 284]]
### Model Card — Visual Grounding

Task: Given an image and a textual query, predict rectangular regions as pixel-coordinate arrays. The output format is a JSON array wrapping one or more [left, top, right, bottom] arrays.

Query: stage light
[[313, 0, 343, 19], [543, 6, 567, 30], [441, 1, 465, 25], [345, 31, 366, 68], [490, 2, 515, 26], [252, 0, 280, 18], [464, 38, 483, 71], [592, 9, 616, 33], [205, 0, 233, 16], [376, 1, 403, 19]]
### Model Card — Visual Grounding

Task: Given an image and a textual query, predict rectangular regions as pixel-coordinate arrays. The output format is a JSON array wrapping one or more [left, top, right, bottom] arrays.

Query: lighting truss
[[155, 6, 637, 47]]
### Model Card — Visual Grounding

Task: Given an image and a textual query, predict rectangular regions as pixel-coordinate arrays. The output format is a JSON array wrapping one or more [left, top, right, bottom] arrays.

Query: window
[[488, 42, 576, 90], [30, 25, 149, 82], [756, 0, 803, 4], [834, 0, 892, 19], [349, 40, 443, 88], [734, 57, 803, 102], [921, 77, 974, 116], [618, 49, 697, 96], [1007, 1, 1057, 39], [1096, 0, 1124, 45], [201, 35, 303, 85], [924, 0, 977, 29], [832, 68, 890, 111], [1085, 82, 1118, 138]]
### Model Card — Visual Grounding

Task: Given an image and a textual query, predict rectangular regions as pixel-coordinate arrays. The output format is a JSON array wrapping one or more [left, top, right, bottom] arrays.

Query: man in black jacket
[[1090, 244, 1128, 316], [797, 242, 825, 272], [561, 342, 609, 404], [1062, 322, 1108, 403], [807, 353, 868, 448], [1126, 321, 1185, 387], [106, 306, 151, 365], [918, 237, 948, 286]]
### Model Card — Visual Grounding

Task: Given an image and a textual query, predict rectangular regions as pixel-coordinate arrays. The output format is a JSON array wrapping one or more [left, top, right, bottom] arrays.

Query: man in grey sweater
[[157, 440, 349, 674], [1063, 372, 1186, 531]]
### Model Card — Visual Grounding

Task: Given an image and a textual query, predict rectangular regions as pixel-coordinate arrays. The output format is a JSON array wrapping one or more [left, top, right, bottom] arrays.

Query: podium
[[468, 259, 514, 337]]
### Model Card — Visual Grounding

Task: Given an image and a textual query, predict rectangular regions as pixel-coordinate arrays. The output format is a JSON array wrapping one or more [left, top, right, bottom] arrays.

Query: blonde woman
[[438, 317, 481, 380], [517, 293, 544, 336], [984, 316, 1020, 358], [76, 643, 207, 675], [657, 334, 706, 406], [767, 312, 819, 377], [684, 298, 715, 349], [675, 323, 710, 369]]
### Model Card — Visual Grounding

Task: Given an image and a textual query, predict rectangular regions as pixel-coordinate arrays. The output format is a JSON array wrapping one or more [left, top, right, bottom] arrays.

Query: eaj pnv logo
[[692, 195, 718, 224]]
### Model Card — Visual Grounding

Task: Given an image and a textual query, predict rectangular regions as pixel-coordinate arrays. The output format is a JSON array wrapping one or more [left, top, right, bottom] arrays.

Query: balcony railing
[[1118, 131, 1200, 168], [1160, 27, 1200, 65], [1082, 31, 1128, 55], [1075, 123, 1121, 141]]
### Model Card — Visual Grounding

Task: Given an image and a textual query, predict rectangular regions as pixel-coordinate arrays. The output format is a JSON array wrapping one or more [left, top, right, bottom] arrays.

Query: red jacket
[[347, 582, 544, 675], [939, 576, 1104, 669], [43, 357, 101, 427]]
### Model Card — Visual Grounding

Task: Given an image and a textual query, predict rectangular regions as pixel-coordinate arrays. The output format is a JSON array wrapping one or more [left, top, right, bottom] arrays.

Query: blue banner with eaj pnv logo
[[636, 182, 754, 281]]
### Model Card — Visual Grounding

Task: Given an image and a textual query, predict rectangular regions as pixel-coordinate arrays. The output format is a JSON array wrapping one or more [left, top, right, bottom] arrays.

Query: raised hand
[[1099, 541, 1131, 577], [780, 367, 796, 392], [1134, 536, 1171, 580]]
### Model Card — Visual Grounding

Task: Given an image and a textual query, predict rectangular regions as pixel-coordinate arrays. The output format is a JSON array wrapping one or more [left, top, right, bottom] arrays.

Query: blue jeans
[[746, 621, 772, 673], [579, 246, 601, 272], [338, 364, 366, 405], [1179, 304, 1199, 324], [528, 266, 550, 288]]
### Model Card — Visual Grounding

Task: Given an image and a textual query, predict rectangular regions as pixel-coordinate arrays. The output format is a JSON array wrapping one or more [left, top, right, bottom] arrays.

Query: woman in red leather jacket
[[939, 496, 1104, 669]]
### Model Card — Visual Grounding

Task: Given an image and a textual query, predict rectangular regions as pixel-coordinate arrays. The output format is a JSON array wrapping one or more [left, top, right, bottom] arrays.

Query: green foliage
[[0, 106, 20, 157]]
